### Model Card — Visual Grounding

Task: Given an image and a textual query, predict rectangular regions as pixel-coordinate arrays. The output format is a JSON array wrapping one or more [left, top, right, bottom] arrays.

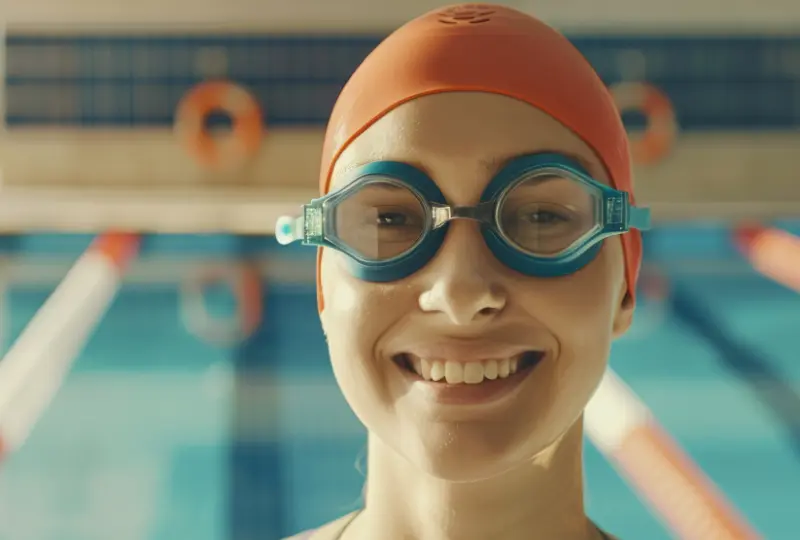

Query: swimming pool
[[0, 224, 798, 539]]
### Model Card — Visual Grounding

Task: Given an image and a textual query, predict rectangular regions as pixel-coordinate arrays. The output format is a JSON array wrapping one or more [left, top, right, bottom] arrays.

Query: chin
[[402, 422, 538, 483]]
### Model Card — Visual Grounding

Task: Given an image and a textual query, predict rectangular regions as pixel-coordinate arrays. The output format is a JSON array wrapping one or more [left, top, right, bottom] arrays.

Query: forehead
[[330, 92, 609, 197]]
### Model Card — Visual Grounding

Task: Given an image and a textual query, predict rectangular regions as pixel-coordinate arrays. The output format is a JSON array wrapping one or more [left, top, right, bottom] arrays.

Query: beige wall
[[0, 128, 323, 190], [4, 0, 800, 32], [0, 129, 797, 211]]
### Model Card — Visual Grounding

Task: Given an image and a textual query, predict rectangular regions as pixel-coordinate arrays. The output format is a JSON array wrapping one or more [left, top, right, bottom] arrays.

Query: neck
[[349, 419, 597, 540]]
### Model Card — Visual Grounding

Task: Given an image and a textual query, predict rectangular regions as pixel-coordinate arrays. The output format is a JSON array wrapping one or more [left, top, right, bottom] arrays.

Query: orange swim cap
[[317, 3, 642, 311]]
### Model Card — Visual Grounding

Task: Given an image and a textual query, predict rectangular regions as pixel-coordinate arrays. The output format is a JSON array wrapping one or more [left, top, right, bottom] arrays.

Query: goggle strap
[[628, 206, 652, 231]]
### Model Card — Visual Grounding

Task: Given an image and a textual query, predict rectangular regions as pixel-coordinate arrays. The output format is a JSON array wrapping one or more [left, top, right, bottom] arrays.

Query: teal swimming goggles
[[276, 153, 651, 282]]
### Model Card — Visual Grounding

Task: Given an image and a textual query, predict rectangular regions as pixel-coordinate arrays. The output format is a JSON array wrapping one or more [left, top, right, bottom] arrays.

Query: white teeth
[[498, 358, 510, 378], [484, 360, 498, 380], [430, 361, 445, 382], [409, 356, 532, 384], [413, 357, 422, 377], [444, 361, 464, 384], [420, 358, 432, 380], [463, 362, 484, 384]]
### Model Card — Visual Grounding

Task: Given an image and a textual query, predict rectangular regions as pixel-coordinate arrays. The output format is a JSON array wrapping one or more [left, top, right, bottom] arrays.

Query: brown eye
[[377, 212, 410, 226], [523, 210, 569, 225]]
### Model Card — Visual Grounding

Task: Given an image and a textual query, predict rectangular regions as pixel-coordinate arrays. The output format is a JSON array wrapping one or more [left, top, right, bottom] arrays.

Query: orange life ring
[[174, 81, 264, 171], [180, 263, 263, 346], [610, 82, 678, 166]]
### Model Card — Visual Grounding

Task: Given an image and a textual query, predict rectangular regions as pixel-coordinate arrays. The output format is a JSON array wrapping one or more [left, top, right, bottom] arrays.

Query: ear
[[612, 282, 635, 338]]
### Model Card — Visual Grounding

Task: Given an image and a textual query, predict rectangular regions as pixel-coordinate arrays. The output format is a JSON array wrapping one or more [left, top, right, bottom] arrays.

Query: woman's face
[[320, 92, 635, 481]]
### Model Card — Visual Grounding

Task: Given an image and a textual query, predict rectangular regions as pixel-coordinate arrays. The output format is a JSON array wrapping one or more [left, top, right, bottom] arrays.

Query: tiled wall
[[5, 34, 800, 128]]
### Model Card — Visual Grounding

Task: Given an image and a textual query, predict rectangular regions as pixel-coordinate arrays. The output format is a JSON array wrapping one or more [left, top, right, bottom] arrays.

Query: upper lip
[[395, 340, 545, 364]]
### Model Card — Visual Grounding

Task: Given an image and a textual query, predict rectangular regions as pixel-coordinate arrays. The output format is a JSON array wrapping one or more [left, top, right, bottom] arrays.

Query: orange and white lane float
[[610, 82, 678, 166], [0, 232, 141, 462], [734, 224, 800, 293], [174, 80, 264, 172], [180, 262, 263, 347], [585, 370, 761, 539]]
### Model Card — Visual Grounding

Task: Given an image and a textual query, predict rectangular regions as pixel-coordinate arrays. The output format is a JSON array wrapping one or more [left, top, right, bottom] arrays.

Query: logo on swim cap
[[437, 5, 496, 25]]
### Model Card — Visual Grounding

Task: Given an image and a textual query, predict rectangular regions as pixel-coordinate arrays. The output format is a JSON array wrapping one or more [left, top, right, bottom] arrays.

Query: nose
[[418, 223, 507, 325]]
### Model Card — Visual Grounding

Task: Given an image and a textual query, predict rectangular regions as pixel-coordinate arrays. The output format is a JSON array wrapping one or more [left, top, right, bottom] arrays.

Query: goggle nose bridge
[[431, 201, 497, 229]]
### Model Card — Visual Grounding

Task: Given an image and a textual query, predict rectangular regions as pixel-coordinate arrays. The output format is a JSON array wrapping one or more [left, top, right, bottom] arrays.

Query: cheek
[[535, 240, 623, 343], [518, 240, 623, 408], [320, 251, 381, 411], [514, 242, 623, 445], [319, 249, 421, 428], [320, 250, 395, 333], [319, 250, 414, 380]]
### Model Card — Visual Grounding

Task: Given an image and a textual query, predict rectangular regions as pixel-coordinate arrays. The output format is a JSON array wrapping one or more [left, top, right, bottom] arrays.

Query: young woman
[[277, 4, 650, 539]]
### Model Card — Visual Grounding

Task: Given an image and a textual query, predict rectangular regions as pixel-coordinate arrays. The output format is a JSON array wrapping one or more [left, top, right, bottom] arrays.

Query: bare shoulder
[[281, 511, 360, 540]]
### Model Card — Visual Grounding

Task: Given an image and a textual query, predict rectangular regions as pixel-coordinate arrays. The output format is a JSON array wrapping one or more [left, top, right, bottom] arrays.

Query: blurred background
[[0, 0, 799, 539]]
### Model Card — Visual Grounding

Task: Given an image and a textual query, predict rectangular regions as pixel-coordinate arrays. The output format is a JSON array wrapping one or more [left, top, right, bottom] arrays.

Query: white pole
[[0, 233, 140, 459], [585, 369, 760, 539]]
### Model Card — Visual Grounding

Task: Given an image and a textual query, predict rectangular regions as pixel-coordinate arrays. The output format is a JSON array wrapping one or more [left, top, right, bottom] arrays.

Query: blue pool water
[[0, 226, 798, 539]]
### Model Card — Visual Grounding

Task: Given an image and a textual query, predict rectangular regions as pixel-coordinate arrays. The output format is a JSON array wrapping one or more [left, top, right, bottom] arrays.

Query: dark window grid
[[7, 73, 796, 93], [5, 82, 83, 123], [6, 35, 799, 80], [5, 34, 383, 47], [573, 36, 800, 80], [651, 80, 800, 129], [7, 34, 798, 48], [5, 83, 343, 126], [6, 79, 800, 128], [6, 52, 800, 85], [23, 79, 365, 100], [6, 35, 800, 128], [5, 42, 370, 81], [5, 35, 382, 79]]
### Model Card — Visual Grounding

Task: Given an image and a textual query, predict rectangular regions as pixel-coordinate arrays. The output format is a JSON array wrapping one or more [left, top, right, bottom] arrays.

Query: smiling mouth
[[393, 351, 545, 385]]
